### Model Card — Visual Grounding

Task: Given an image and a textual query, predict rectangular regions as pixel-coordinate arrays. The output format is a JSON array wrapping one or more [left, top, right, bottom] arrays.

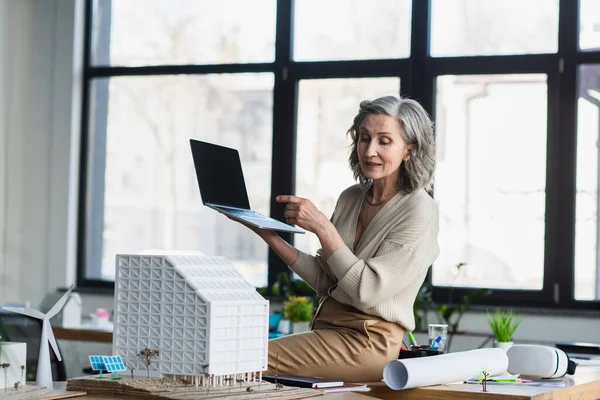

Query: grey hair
[[347, 95, 436, 193]]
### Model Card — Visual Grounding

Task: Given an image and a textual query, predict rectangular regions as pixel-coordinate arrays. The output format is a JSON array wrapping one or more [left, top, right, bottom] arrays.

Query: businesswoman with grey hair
[[233, 95, 439, 382]]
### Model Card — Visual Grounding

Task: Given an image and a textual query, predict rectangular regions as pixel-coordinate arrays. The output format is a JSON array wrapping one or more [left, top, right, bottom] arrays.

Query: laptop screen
[[190, 139, 251, 210]]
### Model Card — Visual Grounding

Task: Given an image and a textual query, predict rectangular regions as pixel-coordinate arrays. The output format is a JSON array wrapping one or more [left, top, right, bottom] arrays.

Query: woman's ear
[[404, 144, 415, 161]]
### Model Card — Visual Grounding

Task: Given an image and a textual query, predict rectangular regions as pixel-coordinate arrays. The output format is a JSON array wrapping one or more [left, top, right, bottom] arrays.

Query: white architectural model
[[2, 284, 74, 390], [113, 254, 269, 386]]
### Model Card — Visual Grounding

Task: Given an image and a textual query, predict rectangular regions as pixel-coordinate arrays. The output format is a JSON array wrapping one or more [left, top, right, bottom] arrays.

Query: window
[[80, 0, 600, 309], [434, 74, 547, 290], [293, 0, 412, 61], [84, 74, 273, 286], [575, 64, 600, 300], [579, 0, 600, 51], [430, 0, 559, 57], [90, 0, 276, 66]]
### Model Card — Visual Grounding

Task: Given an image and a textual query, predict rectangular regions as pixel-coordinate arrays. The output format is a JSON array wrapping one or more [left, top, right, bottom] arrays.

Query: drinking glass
[[428, 324, 449, 352]]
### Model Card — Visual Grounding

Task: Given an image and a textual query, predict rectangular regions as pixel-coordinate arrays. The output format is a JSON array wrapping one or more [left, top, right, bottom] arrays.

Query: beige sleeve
[[290, 250, 336, 297]]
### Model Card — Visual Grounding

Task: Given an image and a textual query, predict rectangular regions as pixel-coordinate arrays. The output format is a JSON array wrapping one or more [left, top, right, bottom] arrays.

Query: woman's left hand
[[276, 195, 329, 234]]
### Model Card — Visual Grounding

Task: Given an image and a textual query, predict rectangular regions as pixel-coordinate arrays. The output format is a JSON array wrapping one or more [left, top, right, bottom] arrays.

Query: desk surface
[[59, 366, 600, 400], [363, 365, 600, 400], [78, 392, 371, 400]]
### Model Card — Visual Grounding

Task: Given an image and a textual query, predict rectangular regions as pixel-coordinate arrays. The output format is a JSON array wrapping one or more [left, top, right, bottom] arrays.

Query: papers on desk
[[465, 378, 566, 387], [464, 372, 566, 387], [486, 372, 520, 381], [383, 348, 508, 390]]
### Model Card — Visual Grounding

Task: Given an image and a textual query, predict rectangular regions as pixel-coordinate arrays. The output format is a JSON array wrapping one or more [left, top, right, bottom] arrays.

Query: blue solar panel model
[[89, 355, 106, 371], [103, 356, 126, 372]]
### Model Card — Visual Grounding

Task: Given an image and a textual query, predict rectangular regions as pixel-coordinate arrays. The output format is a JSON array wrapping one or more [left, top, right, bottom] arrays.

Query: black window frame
[[77, 0, 600, 311]]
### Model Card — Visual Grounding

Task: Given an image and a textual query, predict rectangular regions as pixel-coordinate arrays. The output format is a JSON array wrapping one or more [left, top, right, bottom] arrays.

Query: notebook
[[190, 139, 304, 234], [321, 383, 371, 393], [555, 342, 600, 365], [262, 375, 343, 389]]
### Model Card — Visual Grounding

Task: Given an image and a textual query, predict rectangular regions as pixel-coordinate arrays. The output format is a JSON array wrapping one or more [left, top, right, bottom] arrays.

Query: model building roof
[[117, 254, 265, 303]]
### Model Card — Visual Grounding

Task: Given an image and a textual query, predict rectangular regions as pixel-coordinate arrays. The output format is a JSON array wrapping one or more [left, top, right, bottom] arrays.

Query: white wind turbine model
[[2, 284, 75, 390]]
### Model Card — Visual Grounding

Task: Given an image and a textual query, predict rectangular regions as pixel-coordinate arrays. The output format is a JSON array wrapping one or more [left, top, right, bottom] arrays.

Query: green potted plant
[[282, 296, 313, 334], [486, 309, 522, 351]]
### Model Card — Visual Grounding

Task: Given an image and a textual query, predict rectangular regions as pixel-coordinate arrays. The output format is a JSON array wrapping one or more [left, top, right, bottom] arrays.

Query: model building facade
[[113, 254, 269, 382]]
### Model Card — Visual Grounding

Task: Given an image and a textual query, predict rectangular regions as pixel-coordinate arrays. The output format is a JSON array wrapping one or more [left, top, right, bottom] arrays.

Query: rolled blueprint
[[383, 348, 509, 390]]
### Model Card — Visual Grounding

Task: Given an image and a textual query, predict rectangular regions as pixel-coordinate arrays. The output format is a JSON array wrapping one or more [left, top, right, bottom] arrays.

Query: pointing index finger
[[276, 195, 301, 204]]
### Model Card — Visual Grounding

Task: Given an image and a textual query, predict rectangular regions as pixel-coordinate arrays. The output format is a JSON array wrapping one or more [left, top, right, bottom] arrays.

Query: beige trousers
[[266, 297, 405, 382]]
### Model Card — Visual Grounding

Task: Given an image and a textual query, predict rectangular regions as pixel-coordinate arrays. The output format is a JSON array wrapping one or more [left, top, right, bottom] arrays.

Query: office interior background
[[0, 0, 599, 361]]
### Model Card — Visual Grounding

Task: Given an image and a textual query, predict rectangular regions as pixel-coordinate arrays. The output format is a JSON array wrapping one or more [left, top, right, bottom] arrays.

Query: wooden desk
[[362, 365, 600, 400], [56, 366, 600, 399], [54, 326, 113, 343], [78, 392, 373, 400]]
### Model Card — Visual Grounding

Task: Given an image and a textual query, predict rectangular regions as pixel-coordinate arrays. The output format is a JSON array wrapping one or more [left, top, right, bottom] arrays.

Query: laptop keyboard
[[220, 207, 293, 228], [220, 207, 267, 219], [243, 217, 292, 229], [212, 205, 302, 232]]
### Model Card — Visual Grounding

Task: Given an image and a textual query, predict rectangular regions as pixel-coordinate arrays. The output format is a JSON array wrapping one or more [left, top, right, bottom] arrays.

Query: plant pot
[[290, 321, 310, 334], [494, 341, 513, 352], [277, 319, 291, 334]]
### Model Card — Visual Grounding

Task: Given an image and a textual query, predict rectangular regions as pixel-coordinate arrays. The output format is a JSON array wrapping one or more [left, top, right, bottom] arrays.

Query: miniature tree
[[223, 376, 234, 394], [478, 367, 491, 392], [123, 361, 136, 379], [0, 363, 10, 392], [201, 364, 210, 394], [20, 365, 24, 384], [274, 353, 283, 390], [180, 377, 192, 385], [137, 348, 160, 378]]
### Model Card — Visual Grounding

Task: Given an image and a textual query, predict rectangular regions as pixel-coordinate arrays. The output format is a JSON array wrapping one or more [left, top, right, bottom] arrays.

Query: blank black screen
[[190, 139, 251, 209]]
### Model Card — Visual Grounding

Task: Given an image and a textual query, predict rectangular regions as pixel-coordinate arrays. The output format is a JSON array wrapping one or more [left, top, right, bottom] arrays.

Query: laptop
[[190, 139, 304, 234]]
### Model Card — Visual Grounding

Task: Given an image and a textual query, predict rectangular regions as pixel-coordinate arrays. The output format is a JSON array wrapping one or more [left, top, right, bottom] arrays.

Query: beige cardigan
[[291, 183, 440, 331]]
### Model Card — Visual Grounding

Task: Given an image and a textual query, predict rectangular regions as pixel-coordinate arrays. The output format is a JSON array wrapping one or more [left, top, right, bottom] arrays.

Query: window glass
[[434, 74, 548, 290], [430, 0, 559, 57], [91, 0, 276, 66], [85, 73, 274, 287], [574, 64, 600, 300], [293, 0, 411, 61], [579, 0, 600, 51], [294, 78, 400, 255]]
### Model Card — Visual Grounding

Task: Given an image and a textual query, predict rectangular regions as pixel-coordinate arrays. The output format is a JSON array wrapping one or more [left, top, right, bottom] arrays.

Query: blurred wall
[[0, 0, 83, 306]]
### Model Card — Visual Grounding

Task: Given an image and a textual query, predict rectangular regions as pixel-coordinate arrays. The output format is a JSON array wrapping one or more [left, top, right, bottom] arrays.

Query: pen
[[407, 332, 418, 348], [465, 380, 522, 385], [430, 335, 442, 349]]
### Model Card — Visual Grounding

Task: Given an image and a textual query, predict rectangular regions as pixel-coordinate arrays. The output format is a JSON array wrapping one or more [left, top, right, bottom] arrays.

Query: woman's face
[[357, 113, 413, 184]]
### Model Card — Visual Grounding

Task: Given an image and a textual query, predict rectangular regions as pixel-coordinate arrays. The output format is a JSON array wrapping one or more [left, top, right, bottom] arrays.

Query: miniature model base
[[0, 384, 86, 400], [66, 376, 324, 400]]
